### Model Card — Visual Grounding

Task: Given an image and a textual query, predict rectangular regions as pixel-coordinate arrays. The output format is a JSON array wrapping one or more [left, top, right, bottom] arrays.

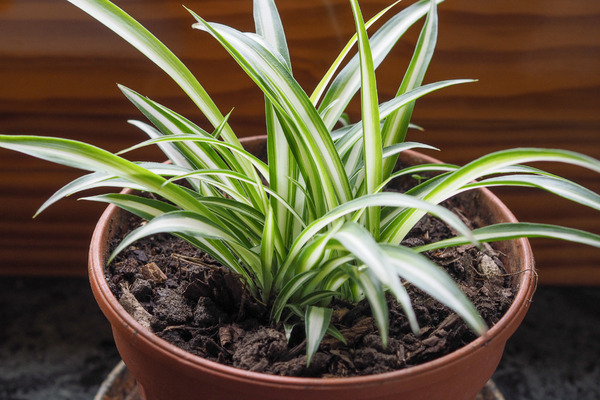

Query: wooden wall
[[1, 0, 598, 284]]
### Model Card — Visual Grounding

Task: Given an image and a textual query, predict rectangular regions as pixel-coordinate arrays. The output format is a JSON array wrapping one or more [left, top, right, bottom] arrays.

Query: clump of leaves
[[1, 0, 599, 365]]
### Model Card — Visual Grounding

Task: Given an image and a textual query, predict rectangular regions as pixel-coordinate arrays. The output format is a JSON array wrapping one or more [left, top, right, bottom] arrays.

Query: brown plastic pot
[[89, 135, 536, 400]]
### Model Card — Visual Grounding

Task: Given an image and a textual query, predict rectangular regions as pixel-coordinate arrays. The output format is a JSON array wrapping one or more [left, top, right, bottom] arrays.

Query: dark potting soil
[[106, 203, 515, 378]]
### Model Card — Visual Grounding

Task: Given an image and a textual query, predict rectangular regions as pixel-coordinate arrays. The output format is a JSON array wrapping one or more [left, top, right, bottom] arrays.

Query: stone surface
[[0, 277, 120, 400], [493, 286, 600, 400], [1, 277, 599, 399]]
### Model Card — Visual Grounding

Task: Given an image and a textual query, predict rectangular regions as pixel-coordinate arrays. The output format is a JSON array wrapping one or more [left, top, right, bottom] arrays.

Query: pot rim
[[89, 136, 536, 389]]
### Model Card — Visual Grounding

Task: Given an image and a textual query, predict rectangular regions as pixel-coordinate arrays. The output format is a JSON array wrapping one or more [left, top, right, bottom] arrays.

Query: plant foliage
[[1, 0, 600, 365]]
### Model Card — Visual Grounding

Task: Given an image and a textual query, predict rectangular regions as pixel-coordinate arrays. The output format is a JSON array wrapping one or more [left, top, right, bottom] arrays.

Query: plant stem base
[[94, 361, 507, 400]]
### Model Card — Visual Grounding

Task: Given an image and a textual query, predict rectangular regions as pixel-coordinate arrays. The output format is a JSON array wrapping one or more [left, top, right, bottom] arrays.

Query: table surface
[[1, 277, 599, 400]]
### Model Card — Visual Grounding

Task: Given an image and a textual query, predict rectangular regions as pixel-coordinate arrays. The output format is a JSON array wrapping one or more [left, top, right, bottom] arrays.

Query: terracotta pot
[[89, 135, 536, 400]]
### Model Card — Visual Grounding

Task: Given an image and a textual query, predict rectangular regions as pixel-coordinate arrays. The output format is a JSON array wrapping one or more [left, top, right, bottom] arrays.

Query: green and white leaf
[[271, 270, 319, 322], [350, 0, 383, 237], [415, 223, 600, 253], [333, 223, 419, 333], [109, 210, 241, 262], [310, 0, 401, 105], [381, 0, 439, 179], [319, 0, 445, 129], [190, 13, 352, 215], [381, 244, 487, 335], [305, 306, 333, 366], [65, 0, 256, 185], [82, 193, 177, 220], [275, 191, 477, 290], [460, 174, 600, 211], [0, 135, 213, 217], [352, 269, 389, 346], [384, 148, 600, 244], [335, 79, 472, 161]]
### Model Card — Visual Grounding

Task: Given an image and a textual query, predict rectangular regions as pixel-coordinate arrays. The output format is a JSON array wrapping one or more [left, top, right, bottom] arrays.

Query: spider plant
[[1, 0, 600, 366]]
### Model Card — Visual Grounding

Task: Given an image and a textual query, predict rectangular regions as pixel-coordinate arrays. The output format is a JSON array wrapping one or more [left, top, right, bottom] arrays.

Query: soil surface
[[106, 201, 515, 378]]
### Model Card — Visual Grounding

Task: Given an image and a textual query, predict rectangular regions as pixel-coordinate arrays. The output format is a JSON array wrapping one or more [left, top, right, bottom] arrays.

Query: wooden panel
[[1, 0, 598, 284]]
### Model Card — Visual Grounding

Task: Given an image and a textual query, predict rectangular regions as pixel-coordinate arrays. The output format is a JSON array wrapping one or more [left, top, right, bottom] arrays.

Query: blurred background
[[1, 0, 598, 282], [0, 1, 599, 398]]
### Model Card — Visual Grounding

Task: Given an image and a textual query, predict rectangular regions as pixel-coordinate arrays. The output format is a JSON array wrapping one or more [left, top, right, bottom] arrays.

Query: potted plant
[[1, 0, 599, 399]]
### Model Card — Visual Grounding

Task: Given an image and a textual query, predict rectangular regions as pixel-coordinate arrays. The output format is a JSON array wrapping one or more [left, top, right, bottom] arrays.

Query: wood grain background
[[1, 0, 598, 284]]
